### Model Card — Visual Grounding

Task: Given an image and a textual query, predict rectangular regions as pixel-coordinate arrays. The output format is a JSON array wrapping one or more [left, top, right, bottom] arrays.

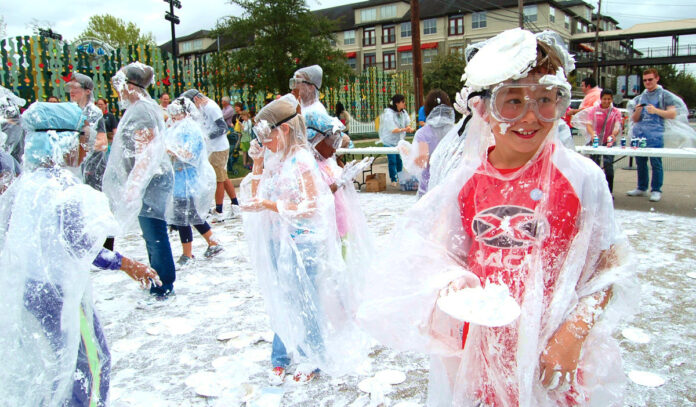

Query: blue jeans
[[383, 143, 402, 182], [636, 156, 663, 193], [270, 241, 324, 369], [138, 216, 176, 295]]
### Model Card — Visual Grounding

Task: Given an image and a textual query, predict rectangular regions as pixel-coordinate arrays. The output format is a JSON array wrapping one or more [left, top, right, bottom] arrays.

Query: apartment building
[[316, 0, 624, 87]]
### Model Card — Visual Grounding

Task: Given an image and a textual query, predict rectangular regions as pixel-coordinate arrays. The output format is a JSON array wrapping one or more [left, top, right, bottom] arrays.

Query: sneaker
[[176, 254, 195, 267], [228, 204, 241, 219], [293, 364, 319, 383], [203, 244, 224, 258], [208, 209, 225, 223], [649, 191, 662, 202], [269, 367, 286, 386], [152, 290, 175, 302], [626, 189, 649, 197]]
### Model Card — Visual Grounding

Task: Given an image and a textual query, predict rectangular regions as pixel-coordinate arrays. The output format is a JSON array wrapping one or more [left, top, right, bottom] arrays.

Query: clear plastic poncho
[[1, 86, 27, 164], [240, 95, 368, 376], [358, 28, 634, 407], [304, 108, 376, 315], [0, 129, 21, 193], [164, 98, 216, 226], [571, 104, 622, 145], [626, 85, 696, 148], [398, 104, 456, 196], [102, 64, 173, 232], [0, 102, 117, 406], [80, 102, 108, 190], [378, 107, 410, 146]]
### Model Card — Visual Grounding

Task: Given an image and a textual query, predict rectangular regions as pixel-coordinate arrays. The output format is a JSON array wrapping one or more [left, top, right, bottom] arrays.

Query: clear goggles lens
[[490, 84, 570, 123], [252, 119, 273, 143], [288, 77, 314, 90]]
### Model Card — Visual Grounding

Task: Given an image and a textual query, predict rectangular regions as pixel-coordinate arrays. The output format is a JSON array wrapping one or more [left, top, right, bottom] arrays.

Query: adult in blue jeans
[[379, 94, 414, 185], [627, 68, 678, 203], [103, 62, 176, 298]]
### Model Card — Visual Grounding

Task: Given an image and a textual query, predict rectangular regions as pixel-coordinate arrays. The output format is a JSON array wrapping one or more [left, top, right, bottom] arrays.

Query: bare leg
[[182, 242, 193, 257], [215, 182, 225, 209], [201, 229, 218, 246], [223, 179, 237, 200]]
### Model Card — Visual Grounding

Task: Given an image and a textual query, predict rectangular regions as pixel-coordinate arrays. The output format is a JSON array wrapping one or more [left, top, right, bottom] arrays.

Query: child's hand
[[121, 256, 162, 289], [539, 321, 583, 390]]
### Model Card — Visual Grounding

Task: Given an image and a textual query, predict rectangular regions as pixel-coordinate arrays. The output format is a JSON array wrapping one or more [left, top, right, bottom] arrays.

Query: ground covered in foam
[[91, 192, 696, 406]]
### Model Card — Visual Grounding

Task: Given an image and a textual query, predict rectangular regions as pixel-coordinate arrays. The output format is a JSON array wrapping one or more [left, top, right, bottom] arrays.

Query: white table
[[575, 146, 696, 159]]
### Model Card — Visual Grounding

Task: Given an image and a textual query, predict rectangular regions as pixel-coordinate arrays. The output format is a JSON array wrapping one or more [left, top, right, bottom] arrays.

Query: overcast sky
[[2, 0, 695, 64]]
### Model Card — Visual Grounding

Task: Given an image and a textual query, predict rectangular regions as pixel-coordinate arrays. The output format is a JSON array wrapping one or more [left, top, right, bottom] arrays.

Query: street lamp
[[164, 0, 181, 93]]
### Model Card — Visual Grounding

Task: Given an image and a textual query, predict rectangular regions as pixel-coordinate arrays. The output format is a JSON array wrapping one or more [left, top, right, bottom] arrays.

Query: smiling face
[[486, 84, 557, 168], [600, 94, 613, 109], [643, 73, 659, 92]]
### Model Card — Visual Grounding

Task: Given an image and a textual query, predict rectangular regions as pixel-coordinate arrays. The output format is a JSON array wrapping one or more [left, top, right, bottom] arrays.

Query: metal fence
[[0, 36, 416, 122]]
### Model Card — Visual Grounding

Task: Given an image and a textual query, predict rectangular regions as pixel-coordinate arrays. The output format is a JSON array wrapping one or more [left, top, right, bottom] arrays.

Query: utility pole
[[593, 0, 602, 85], [164, 0, 182, 94], [518, 0, 524, 29], [411, 0, 424, 111]]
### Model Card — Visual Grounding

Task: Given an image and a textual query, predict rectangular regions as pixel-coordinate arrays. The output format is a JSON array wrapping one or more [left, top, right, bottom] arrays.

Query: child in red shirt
[[359, 29, 633, 407]]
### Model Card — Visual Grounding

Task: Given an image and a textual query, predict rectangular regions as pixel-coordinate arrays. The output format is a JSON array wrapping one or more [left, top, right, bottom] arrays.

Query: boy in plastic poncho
[[571, 89, 622, 194], [358, 28, 633, 407], [0, 102, 161, 407], [239, 95, 366, 385]]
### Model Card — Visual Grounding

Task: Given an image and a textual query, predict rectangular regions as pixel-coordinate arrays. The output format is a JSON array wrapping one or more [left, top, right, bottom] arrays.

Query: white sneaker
[[626, 189, 649, 197], [208, 209, 225, 223], [649, 191, 662, 202], [228, 204, 241, 219]]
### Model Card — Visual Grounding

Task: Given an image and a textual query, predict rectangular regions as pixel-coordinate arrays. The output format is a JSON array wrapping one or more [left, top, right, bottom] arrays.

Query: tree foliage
[[76, 14, 155, 48], [423, 52, 467, 105], [210, 0, 351, 95]]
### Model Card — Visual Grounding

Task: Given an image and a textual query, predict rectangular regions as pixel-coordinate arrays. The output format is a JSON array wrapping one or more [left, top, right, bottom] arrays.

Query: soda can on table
[[592, 136, 599, 148], [607, 136, 614, 147], [631, 139, 638, 149], [639, 138, 647, 148], [621, 137, 627, 148]]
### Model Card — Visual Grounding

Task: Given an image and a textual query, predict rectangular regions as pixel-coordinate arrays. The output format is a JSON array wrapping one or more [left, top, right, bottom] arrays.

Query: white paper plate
[[374, 369, 406, 385], [628, 370, 665, 387], [436, 284, 520, 327], [686, 272, 696, 279], [622, 327, 651, 344]]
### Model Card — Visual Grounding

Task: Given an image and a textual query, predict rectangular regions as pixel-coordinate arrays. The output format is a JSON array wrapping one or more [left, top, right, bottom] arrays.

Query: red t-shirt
[[457, 145, 582, 405]]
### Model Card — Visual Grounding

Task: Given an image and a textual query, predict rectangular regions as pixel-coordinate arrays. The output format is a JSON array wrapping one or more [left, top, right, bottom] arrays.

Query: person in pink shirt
[[574, 89, 622, 193], [568, 77, 602, 116]]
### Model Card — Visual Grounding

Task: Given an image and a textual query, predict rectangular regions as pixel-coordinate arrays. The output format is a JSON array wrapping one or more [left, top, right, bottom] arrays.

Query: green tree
[[210, 0, 351, 94], [423, 52, 468, 105], [76, 14, 155, 48]]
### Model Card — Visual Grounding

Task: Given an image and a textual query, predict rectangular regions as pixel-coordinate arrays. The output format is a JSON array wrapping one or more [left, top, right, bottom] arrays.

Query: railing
[[638, 44, 696, 58]]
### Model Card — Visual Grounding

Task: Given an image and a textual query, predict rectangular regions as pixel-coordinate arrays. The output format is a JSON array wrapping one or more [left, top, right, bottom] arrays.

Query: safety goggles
[[288, 77, 316, 90], [488, 83, 570, 123], [252, 113, 298, 143]]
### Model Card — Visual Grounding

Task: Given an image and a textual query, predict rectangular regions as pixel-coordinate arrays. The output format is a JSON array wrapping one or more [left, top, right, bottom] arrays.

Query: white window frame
[[361, 8, 376, 22], [472, 12, 487, 29], [400, 50, 413, 65], [381, 5, 397, 19], [523, 5, 538, 23], [549, 7, 555, 23], [423, 48, 438, 63], [401, 22, 411, 37], [423, 18, 437, 35], [344, 30, 355, 45], [564, 15, 570, 29]]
